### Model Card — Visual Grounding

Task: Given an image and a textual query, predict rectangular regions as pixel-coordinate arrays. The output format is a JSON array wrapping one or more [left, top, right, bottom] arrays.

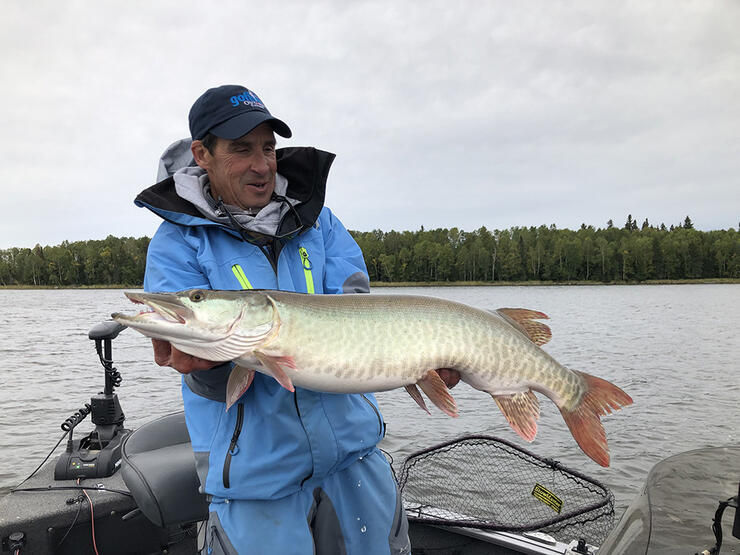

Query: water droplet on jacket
[[357, 480, 362, 487]]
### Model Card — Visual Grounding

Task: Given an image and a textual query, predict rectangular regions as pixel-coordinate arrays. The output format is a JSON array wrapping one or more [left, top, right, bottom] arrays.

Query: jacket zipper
[[222, 403, 244, 489], [362, 394, 384, 437], [298, 246, 315, 294], [295, 392, 314, 487]]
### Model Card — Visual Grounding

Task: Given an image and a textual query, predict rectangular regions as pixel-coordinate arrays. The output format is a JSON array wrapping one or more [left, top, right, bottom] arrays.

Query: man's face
[[192, 122, 277, 210]]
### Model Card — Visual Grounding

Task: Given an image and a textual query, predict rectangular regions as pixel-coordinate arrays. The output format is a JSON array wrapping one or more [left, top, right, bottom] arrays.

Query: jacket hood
[[136, 145, 335, 236]]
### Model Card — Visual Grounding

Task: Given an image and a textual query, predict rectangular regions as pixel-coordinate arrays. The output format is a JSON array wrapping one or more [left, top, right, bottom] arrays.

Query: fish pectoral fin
[[417, 370, 458, 417], [495, 308, 552, 346], [492, 390, 540, 442], [254, 351, 297, 392], [404, 384, 431, 415], [225, 365, 255, 411]]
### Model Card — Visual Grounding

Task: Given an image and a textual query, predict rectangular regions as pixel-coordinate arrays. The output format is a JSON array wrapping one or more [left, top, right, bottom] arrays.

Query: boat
[[1, 321, 737, 554]]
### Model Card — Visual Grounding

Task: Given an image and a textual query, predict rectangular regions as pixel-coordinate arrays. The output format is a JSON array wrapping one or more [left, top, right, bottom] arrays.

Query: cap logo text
[[230, 90, 265, 108]]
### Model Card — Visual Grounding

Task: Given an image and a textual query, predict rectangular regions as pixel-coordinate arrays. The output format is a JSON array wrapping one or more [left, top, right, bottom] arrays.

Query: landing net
[[396, 435, 615, 546]]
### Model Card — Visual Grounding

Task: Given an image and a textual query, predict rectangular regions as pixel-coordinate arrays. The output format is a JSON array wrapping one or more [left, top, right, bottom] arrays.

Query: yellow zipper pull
[[298, 247, 315, 294]]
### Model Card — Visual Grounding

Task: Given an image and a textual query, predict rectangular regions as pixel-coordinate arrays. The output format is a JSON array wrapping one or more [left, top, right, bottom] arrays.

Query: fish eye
[[189, 290, 204, 302]]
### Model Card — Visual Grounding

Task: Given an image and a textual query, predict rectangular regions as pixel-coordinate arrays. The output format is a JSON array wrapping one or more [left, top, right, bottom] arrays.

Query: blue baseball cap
[[188, 85, 292, 141]]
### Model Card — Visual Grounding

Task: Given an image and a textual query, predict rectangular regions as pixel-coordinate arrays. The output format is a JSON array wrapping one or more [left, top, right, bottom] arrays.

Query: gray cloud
[[1, 1, 738, 249]]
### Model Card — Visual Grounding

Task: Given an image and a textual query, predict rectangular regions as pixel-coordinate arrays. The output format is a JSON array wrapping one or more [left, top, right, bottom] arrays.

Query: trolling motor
[[53, 320, 130, 480]]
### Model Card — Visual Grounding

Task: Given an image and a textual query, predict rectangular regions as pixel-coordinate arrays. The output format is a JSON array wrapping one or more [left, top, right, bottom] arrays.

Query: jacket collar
[[135, 146, 335, 235]]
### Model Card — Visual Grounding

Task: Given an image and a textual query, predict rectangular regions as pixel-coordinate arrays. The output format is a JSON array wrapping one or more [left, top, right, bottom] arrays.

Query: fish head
[[112, 289, 275, 346]]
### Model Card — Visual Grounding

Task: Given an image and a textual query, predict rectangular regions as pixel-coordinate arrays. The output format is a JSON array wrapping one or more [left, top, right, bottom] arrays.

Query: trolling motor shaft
[[53, 321, 130, 480], [90, 321, 126, 442]]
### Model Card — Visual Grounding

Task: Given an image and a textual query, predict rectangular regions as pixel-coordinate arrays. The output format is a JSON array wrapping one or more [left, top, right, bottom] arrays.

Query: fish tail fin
[[559, 371, 633, 467]]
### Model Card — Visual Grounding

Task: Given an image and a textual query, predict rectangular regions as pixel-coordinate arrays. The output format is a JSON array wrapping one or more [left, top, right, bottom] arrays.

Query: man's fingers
[[151, 338, 172, 367], [169, 346, 218, 373], [150, 339, 218, 374]]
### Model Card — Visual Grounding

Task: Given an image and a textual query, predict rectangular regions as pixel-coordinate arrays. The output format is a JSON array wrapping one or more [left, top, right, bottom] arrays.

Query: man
[[135, 85, 410, 554]]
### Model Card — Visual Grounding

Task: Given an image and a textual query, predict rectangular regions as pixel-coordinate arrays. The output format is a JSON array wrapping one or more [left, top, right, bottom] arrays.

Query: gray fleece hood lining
[[169, 145, 300, 238]]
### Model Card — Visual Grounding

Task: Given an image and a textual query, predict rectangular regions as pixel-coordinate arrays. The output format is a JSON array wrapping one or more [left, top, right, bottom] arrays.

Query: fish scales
[[112, 289, 633, 467], [268, 294, 464, 387], [264, 292, 568, 398]]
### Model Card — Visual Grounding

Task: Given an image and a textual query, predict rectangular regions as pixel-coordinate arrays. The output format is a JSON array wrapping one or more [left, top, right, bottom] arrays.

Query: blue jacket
[[136, 147, 385, 500]]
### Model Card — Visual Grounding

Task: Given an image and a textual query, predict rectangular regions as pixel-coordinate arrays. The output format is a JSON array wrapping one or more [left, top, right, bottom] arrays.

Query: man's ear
[[191, 140, 211, 170]]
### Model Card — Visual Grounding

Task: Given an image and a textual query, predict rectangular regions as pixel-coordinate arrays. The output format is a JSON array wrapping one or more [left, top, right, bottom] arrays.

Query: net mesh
[[397, 435, 615, 546]]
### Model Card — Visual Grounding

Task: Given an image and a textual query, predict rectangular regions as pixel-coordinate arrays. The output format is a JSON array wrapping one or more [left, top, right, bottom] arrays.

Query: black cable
[[61, 404, 92, 432], [16, 401, 97, 487], [54, 494, 84, 553], [13, 430, 69, 488], [10, 485, 132, 497]]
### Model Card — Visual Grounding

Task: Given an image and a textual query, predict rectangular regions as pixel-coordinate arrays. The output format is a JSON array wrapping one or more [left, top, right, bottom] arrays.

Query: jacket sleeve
[[143, 221, 212, 293], [319, 207, 370, 294]]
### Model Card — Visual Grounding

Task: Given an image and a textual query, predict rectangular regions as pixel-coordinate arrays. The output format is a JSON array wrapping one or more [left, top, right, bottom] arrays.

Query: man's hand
[[436, 368, 461, 388], [152, 339, 219, 374]]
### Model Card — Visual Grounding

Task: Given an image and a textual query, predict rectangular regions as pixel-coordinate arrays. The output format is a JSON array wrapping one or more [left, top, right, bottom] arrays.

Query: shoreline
[[1, 278, 738, 290], [371, 278, 740, 287]]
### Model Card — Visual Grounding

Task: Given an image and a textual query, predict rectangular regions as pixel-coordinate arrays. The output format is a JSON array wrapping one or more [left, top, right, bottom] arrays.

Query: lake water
[[0, 284, 738, 523]]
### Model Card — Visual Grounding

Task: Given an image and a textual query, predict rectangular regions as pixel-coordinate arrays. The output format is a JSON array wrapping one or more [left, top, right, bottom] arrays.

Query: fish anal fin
[[492, 390, 540, 442], [417, 370, 458, 417], [225, 365, 255, 411], [560, 371, 633, 467], [404, 384, 431, 415], [496, 308, 552, 346], [254, 351, 297, 392]]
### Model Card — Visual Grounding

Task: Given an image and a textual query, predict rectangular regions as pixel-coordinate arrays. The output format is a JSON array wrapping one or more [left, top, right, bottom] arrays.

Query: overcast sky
[[1, 1, 738, 249]]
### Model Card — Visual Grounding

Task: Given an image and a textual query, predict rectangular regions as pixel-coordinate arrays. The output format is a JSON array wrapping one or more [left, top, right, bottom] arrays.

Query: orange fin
[[560, 371, 633, 467], [417, 370, 458, 417], [405, 384, 431, 415], [492, 390, 540, 442], [496, 308, 552, 346], [225, 365, 255, 411], [254, 351, 297, 392]]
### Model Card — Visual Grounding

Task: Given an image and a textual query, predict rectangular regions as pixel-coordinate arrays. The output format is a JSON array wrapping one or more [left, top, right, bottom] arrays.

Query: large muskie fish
[[112, 289, 632, 467]]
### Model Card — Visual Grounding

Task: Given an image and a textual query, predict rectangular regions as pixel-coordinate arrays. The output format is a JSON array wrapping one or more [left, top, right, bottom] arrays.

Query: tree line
[[0, 236, 149, 287], [0, 216, 738, 287], [352, 216, 740, 283]]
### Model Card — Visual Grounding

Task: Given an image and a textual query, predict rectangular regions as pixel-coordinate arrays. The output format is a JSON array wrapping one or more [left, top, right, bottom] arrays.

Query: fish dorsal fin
[[495, 308, 552, 346]]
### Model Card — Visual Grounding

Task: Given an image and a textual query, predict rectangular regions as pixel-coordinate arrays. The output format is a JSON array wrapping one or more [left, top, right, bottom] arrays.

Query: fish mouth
[[125, 291, 193, 324], [111, 292, 196, 336]]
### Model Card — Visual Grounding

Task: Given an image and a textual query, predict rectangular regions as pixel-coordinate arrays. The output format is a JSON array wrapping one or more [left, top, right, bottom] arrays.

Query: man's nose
[[250, 152, 270, 174]]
